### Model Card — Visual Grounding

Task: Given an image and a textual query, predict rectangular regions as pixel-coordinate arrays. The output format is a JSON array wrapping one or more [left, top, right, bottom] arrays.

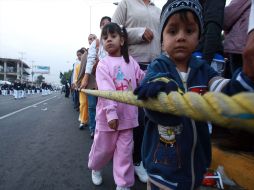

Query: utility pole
[[31, 60, 35, 85], [18, 51, 26, 83], [18, 51, 26, 61]]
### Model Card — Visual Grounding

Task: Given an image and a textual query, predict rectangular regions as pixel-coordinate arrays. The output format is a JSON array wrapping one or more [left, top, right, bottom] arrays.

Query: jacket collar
[[156, 54, 205, 90]]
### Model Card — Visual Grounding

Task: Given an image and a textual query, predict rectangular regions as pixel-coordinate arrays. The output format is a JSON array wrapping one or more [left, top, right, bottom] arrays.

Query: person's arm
[[85, 40, 97, 74], [74, 64, 80, 86], [243, 0, 254, 82], [80, 41, 97, 89], [131, 56, 145, 85], [248, 0, 254, 33], [112, 0, 146, 45], [96, 60, 118, 123], [224, 0, 250, 31]]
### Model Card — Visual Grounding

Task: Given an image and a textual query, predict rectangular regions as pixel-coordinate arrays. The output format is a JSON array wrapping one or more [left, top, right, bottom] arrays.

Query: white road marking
[[0, 96, 57, 120], [41, 107, 48, 111]]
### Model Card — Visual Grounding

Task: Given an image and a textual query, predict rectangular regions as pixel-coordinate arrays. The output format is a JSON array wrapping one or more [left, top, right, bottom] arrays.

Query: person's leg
[[133, 108, 148, 183], [79, 92, 88, 129], [87, 95, 97, 138], [74, 90, 79, 110], [88, 129, 118, 185], [113, 129, 134, 188], [88, 130, 117, 170], [229, 53, 243, 75]]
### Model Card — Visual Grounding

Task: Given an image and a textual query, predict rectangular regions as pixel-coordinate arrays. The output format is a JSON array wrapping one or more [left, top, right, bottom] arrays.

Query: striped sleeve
[[209, 72, 254, 92], [236, 72, 254, 91], [209, 76, 230, 92]]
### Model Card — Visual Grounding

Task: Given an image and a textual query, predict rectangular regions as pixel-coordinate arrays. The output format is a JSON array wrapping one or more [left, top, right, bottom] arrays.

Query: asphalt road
[[0, 92, 146, 190]]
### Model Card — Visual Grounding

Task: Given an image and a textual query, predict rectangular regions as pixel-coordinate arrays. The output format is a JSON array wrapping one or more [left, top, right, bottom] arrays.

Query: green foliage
[[36, 75, 45, 85], [60, 70, 72, 85]]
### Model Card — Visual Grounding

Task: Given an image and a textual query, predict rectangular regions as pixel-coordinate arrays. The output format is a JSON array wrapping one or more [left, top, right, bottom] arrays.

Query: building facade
[[0, 58, 30, 83]]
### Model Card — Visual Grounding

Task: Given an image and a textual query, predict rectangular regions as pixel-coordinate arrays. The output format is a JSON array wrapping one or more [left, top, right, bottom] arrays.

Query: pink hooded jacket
[[95, 55, 145, 131]]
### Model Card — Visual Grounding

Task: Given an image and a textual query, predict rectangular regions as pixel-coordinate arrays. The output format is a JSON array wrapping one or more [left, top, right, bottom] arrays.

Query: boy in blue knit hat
[[134, 0, 254, 189]]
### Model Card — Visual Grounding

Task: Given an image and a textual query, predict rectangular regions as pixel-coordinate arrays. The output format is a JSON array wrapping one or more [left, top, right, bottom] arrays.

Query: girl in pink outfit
[[88, 23, 145, 190]]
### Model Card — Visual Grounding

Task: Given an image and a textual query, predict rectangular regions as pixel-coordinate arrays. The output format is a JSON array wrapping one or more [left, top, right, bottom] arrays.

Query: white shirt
[[85, 39, 108, 74]]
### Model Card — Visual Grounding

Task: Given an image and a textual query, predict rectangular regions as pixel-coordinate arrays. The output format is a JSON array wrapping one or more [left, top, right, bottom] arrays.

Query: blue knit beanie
[[160, 0, 203, 42]]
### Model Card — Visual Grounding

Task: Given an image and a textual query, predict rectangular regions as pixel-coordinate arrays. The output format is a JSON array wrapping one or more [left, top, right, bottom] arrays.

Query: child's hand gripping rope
[[133, 77, 183, 100]]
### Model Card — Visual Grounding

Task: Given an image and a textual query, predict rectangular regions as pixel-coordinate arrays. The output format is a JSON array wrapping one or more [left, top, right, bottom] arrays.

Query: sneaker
[[134, 162, 148, 183], [91, 170, 102, 185], [116, 187, 130, 190], [79, 123, 84, 130], [90, 132, 94, 139]]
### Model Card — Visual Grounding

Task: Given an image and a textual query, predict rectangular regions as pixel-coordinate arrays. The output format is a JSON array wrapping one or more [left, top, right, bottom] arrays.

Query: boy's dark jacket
[[141, 54, 249, 189]]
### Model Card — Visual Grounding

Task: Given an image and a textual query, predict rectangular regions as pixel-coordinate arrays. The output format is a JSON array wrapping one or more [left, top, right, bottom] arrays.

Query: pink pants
[[88, 128, 134, 187]]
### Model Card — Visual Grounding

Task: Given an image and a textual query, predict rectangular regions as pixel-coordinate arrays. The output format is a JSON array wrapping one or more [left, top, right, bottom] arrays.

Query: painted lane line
[[0, 96, 57, 120]]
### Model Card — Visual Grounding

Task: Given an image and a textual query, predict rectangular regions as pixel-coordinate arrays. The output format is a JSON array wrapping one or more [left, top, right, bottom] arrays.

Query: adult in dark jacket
[[196, 0, 226, 64]]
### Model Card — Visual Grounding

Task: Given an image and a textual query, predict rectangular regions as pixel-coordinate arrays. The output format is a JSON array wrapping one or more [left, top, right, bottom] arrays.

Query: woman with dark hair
[[74, 48, 88, 130]]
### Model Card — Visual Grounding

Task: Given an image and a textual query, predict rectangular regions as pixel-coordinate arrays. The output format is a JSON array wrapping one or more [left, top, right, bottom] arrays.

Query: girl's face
[[102, 32, 124, 57], [77, 52, 82, 61], [162, 11, 199, 67]]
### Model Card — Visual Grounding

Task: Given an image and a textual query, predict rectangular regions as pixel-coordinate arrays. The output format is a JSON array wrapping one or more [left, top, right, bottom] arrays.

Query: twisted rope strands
[[81, 89, 254, 133]]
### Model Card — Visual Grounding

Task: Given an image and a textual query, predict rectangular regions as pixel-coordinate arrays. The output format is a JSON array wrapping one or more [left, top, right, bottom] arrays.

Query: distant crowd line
[[0, 81, 55, 99]]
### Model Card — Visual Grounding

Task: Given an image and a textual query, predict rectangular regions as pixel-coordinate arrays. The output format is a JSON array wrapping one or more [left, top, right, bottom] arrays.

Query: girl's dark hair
[[77, 48, 85, 54], [100, 16, 111, 27], [101, 22, 129, 63]]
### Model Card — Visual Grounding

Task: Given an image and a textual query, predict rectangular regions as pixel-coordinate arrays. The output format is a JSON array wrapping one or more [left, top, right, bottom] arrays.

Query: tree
[[59, 70, 72, 85], [36, 75, 45, 85]]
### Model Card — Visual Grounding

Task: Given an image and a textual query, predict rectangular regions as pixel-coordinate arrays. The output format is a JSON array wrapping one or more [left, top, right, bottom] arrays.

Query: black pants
[[133, 63, 148, 165], [229, 53, 243, 75], [133, 107, 145, 164]]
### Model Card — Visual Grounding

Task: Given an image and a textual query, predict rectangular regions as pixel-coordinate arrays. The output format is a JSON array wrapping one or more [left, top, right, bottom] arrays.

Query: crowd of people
[[66, 0, 254, 190], [0, 81, 54, 99]]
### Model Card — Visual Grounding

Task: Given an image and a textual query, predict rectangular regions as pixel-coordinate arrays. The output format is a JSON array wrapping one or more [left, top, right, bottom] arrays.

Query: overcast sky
[[0, 0, 231, 84]]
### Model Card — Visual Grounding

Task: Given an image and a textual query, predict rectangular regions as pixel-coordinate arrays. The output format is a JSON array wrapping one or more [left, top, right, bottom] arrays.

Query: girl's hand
[[108, 119, 119, 130]]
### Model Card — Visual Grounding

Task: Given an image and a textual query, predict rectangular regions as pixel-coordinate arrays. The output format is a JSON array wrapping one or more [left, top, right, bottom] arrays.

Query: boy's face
[[162, 11, 199, 65]]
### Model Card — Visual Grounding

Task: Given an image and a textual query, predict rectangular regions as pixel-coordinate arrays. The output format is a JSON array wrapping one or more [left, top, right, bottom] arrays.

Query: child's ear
[[120, 37, 124, 46]]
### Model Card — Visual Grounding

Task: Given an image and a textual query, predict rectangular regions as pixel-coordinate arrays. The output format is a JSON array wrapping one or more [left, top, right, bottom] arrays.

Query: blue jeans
[[87, 95, 97, 133], [73, 90, 79, 109]]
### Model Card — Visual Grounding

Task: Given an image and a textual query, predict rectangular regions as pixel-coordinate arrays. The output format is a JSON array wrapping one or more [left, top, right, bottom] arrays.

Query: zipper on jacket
[[177, 68, 196, 189], [190, 119, 197, 190]]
